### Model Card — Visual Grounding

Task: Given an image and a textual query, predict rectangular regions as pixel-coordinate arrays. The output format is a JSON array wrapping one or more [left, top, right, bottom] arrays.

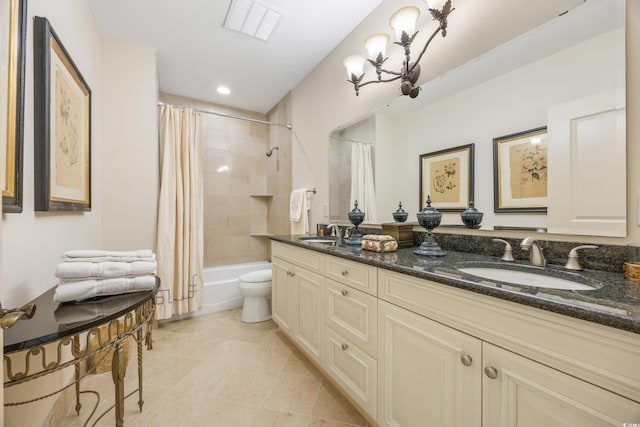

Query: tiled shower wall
[[160, 93, 292, 268]]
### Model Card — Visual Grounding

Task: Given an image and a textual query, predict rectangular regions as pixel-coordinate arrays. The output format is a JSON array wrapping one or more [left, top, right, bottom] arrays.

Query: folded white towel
[[53, 275, 157, 303], [64, 249, 154, 259], [56, 261, 157, 281], [289, 189, 306, 221]]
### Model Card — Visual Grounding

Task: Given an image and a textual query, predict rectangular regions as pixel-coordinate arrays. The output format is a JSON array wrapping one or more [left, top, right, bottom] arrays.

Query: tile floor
[[51, 308, 369, 426]]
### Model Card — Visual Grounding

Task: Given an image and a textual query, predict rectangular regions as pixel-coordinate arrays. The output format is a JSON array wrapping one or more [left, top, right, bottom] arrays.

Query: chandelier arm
[[379, 68, 403, 77], [408, 26, 443, 75], [359, 74, 403, 88]]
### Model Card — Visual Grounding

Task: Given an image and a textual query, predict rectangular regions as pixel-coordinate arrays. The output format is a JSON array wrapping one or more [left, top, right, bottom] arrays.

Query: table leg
[[73, 335, 81, 415], [137, 328, 144, 412], [111, 341, 126, 427]]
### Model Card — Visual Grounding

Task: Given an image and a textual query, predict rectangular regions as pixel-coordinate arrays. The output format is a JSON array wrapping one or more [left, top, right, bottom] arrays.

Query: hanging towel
[[55, 261, 157, 281], [53, 275, 157, 303], [290, 188, 310, 235]]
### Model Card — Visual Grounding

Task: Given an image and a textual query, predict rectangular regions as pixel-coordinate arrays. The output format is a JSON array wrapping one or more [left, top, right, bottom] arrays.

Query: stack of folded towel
[[53, 250, 157, 303]]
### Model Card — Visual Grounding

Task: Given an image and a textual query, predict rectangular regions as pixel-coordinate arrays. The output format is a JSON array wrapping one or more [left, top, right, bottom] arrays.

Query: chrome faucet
[[520, 236, 546, 267], [326, 224, 342, 243]]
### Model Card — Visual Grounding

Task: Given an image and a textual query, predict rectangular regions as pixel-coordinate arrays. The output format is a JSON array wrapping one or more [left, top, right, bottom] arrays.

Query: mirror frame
[[2, 0, 27, 213]]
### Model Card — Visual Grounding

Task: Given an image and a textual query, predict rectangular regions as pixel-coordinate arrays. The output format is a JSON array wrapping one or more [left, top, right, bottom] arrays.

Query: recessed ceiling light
[[217, 86, 231, 95]]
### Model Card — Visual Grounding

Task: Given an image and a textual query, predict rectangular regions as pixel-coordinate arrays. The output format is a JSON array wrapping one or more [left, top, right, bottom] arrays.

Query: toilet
[[237, 269, 272, 323]]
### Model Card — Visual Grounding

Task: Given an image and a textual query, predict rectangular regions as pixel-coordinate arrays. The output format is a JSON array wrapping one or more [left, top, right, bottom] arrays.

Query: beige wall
[[100, 37, 159, 250], [266, 93, 293, 237], [1, 2, 158, 425], [290, 0, 640, 244]]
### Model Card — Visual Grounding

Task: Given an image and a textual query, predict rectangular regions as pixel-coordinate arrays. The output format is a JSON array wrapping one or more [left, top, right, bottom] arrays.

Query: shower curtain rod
[[157, 101, 292, 130], [330, 135, 372, 145]]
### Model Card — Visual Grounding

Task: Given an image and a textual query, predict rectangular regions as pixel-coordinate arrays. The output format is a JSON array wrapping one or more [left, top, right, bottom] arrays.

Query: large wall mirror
[[329, 0, 626, 238], [1, 0, 27, 213]]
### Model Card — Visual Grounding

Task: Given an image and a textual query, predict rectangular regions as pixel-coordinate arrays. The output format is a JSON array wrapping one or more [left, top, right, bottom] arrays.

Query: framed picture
[[419, 143, 474, 212], [34, 16, 91, 211], [1, 0, 27, 213], [493, 127, 547, 213]]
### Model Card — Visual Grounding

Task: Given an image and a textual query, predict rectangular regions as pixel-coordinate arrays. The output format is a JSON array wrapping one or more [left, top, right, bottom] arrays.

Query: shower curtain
[[350, 143, 377, 223], [156, 105, 203, 320]]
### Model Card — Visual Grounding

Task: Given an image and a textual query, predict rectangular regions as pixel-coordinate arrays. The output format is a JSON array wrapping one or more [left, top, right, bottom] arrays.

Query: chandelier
[[343, 0, 454, 98]]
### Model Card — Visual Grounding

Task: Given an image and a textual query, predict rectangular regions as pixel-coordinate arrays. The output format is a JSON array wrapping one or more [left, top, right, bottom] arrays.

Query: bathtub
[[199, 261, 272, 317]]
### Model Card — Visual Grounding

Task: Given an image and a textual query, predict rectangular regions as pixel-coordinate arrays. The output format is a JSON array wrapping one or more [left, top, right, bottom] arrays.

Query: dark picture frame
[[419, 143, 474, 212], [1, 0, 27, 213], [34, 16, 91, 211], [493, 127, 547, 213]]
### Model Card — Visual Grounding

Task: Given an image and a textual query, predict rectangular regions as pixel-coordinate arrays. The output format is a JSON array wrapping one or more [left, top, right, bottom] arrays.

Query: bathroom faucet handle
[[492, 239, 515, 262], [565, 245, 599, 271]]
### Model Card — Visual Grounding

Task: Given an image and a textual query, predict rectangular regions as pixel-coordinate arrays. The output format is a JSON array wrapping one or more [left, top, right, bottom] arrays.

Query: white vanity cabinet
[[271, 241, 640, 427], [271, 242, 324, 363], [378, 268, 640, 427]]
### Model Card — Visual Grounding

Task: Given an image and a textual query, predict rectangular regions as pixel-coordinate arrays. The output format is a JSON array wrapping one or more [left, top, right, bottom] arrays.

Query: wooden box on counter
[[381, 222, 416, 249]]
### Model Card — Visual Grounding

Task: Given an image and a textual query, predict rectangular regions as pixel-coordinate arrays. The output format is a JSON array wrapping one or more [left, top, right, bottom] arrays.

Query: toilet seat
[[239, 269, 272, 283]]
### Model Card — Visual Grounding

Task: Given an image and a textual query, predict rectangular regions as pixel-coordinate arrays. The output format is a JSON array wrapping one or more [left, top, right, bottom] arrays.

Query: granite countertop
[[270, 235, 640, 334]]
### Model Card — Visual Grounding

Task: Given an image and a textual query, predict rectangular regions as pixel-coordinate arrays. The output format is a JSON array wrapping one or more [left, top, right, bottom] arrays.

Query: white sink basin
[[457, 267, 597, 291], [298, 237, 337, 244]]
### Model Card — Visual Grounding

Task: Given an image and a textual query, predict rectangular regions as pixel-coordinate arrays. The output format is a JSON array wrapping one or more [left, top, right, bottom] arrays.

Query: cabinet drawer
[[324, 327, 377, 421], [325, 279, 378, 357], [272, 241, 324, 273], [325, 255, 377, 296]]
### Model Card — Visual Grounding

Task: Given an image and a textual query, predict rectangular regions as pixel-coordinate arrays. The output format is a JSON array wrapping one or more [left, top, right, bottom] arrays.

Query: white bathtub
[[199, 261, 272, 317]]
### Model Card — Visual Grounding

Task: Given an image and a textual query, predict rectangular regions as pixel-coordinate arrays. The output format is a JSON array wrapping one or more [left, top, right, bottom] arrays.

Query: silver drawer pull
[[341, 343, 348, 351], [341, 289, 348, 296], [460, 354, 473, 367], [341, 269, 349, 276], [484, 366, 498, 379]]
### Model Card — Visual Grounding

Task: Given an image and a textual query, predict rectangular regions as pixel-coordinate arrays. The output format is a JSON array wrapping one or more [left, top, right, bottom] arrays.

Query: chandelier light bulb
[[343, 55, 365, 78], [389, 6, 420, 41], [364, 33, 390, 60]]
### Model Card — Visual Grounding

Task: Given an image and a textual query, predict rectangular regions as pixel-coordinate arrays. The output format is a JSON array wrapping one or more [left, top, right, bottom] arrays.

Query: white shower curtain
[[350, 143, 377, 223], [156, 105, 203, 320]]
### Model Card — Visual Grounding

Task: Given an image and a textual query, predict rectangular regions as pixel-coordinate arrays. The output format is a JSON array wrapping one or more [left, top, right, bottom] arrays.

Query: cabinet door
[[378, 300, 481, 427], [483, 343, 640, 427], [272, 257, 294, 334], [293, 267, 324, 363]]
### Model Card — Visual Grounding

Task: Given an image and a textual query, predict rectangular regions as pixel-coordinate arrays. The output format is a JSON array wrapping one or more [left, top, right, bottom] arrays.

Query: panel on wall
[[547, 89, 626, 237]]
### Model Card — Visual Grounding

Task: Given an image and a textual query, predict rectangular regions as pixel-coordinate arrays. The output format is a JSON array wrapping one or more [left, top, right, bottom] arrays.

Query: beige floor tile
[[282, 348, 325, 380], [194, 398, 312, 427], [312, 380, 368, 426], [218, 366, 280, 406], [262, 372, 322, 415], [46, 308, 368, 427]]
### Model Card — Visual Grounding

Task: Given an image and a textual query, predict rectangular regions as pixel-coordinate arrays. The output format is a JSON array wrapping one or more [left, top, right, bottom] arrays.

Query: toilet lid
[[240, 269, 272, 283]]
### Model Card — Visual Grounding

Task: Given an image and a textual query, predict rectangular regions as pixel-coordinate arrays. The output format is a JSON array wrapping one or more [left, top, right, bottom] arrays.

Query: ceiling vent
[[223, 0, 282, 42]]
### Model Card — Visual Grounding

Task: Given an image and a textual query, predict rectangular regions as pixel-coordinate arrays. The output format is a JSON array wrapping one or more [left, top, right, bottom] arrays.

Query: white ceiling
[[88, 0, 385, 114]]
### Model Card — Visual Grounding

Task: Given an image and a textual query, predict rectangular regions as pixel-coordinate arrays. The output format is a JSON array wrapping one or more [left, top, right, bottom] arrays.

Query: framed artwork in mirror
[[1, 0, 27, 213], [34, 16, 91, 211], [419, 143, 474, 212], [493, 127, 547, 213]]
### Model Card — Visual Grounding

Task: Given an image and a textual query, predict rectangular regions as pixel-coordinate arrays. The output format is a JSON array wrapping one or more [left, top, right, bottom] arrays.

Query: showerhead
[[266, 146, 279, 157]]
